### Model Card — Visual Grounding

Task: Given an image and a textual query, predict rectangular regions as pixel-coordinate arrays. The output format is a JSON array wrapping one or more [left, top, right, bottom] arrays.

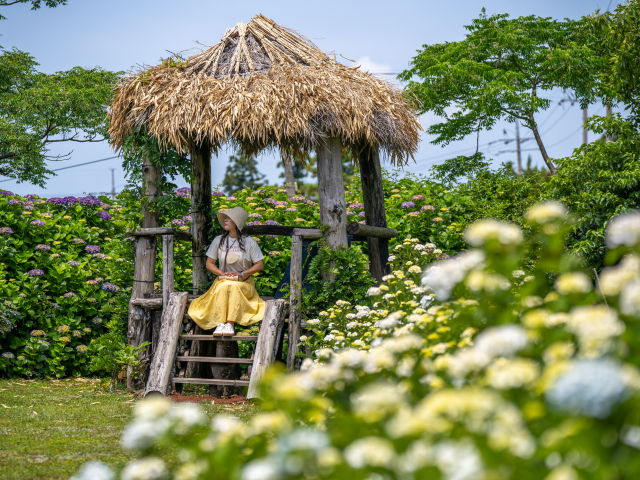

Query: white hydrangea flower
[[620, 279, 640, 317], [546, 359, 630, 418], [367, 286, 381, 296], [567, 305, 625, 356], [475, 324, 528, 358], [408, 265, 422, 274], [464, 219, 524, 247], [465, 270, 510, 293], [336, 300, 351, 307], [600, 255, 640, 296], [346, 322, 358, 330], [350, 380, 408, 421], [355, 305, 370, 311], [486, 358, 540, 390], [345, 313, 356, 319], [388, 255, 397, 261], [555, 272, 592, 295], [382, 293, 396, 301], [323, 334, 335, 342], [432, 439, 485, 480], [70, 462, 115, 480], [306, 319, 320, 326], [344, 436, 396, 468], [394, 245, 403, 251], [299, 335, 308, 341], [120, 458, 167, 480], [413, 244, 426, 251], [512, 269, 526, 279], [356, 310, 371, 319], [607, 211, 640, 248], [425, 243, 436, 249], [525, 201, 568, 224], [241, 459, 279, 480], [422, 250, 486, 300]]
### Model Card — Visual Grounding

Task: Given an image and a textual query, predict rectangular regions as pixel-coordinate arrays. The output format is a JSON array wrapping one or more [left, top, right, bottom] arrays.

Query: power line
[[0, 155, 120, 184]]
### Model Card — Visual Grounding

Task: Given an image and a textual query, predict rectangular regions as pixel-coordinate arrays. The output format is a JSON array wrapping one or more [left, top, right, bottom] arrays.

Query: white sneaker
[[212, 324, 225, 337], [222, 323, 235, 337]]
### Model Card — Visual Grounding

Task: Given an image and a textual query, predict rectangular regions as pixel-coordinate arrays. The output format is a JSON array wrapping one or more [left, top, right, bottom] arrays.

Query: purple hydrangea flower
[[83, 327, 91, 333], [0, 191, 14, 196], [77, 195, 101, 206], [23, 205, 34, 211], [212, 191, 225, 196], [25, 194, 37, 200], [358, 212, 366, 218], [62, 196, 78, 205], [432, 217, 444, 222], [47, 197, 65, 205], [87, 297, 97, 302], [227, 196, 237, 201], [101, 282, 121, 292], [28, 269, 44, 276], [92, 253, 106, 259], [72, 330, 82, 337], [181, 215, 192, 223], [92, 317, 103, 325], [248, 213, 263, 219], [421, 205, 436, 211], [306, 200, 317, 206], [30, 219, 46, 226], [8, 199, 24, 206], [72, 238, 86, 244], [349, 202, 364, 210], [63, 292, 77, 298], [401, 201, 416, 209], [86, 245, 100, 254], [285, 208, 298, 212], [0, 227, 14, 235], [412, 194, 426, 201], [1, 352, 15, 359], [266, 234, 278, 239], [18, 293, 27, 298], [265, 220, 280, 226], [247, 221, 264, 226], [99, 202, 111, 210], [75, 345, 88, 353], [36, 244, 51, 251], [171, 219, 185, 226], [176, 187, 191, 198], [30, 330, 45, 337], [275, 201, 289, 207], [67, 260, 80, 266], [291, 196, 307, 202], [97, 211, 112, 221], [56, 325, 70, 333], [268, 251, 282, 257], [264, 198, 276, 205]]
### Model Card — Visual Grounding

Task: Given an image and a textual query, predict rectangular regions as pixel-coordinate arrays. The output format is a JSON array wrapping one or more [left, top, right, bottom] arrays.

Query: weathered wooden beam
[[287, 235, 303, 371], [144, 292, 188, 397], [316, 136, 347, 282], [162, 235, 174, 312], [128, 159, 161, 391], [283, 155, 296, 199], [292, 228, 322, 239], [346, 222, 398, 239], [187, 139, 212, 380], [356, 142, 390, 281], [242, 225, 318, 236], [247, 299, 289, 399], [130, 227, 193, 241]]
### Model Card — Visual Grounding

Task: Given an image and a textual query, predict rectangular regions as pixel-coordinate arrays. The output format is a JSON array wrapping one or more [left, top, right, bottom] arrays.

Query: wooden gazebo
[[109, 14, 421, 393]]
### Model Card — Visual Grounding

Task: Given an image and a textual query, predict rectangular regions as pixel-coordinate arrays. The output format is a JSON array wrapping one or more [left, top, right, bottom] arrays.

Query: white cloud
[[354, 56, 399, 84]]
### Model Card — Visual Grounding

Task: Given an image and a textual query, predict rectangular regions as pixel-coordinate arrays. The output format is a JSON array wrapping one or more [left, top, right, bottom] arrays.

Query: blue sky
[[0, 0, 619, 196]]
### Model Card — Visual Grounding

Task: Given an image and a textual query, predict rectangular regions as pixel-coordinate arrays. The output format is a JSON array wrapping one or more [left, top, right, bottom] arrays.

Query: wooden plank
[[131, 227, 193, 241], [177, 356, 253, 364], [172, 378, 250, 387], [242, 225, 318, 236], [316, 136, 348, 255], [162, 235, 174, 312], [144, 292, 189, 397], [287, 235, 303, 372], [247, 299, 289, 399], [187, 139, 212, 380], [292, 228, 322, 239], [131, 295, 274, 309], [180, 335, 258, 341], [346, 222, 398, 239], [356, 142, 390, 281]]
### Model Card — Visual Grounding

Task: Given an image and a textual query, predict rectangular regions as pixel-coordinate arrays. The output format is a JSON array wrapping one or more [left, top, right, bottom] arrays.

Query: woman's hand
[[223, 271, 238, 277]]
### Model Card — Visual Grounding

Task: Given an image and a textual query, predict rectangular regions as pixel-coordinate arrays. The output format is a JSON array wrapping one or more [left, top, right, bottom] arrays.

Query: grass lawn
[[0, 378, 260, 480]]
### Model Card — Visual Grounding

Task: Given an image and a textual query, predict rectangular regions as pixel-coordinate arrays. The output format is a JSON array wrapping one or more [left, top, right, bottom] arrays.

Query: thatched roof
[[109, 14, 421, 164]]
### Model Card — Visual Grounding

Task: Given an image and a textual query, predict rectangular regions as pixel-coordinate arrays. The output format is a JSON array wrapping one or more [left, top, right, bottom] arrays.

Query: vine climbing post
[[356, 141, 389, 282], [128, 159, 161, 391]]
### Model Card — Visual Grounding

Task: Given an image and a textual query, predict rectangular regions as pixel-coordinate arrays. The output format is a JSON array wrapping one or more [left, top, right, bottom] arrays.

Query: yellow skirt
[[187, 276, 265, 330]]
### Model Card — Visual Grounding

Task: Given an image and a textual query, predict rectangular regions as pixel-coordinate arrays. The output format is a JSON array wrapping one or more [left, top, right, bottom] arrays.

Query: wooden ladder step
[[176, 356, 253, 364], [172, 378, 250, 387], [180, 335, 258, 341]]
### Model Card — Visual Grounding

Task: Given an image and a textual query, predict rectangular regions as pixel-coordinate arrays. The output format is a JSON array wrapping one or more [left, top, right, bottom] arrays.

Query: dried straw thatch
[[109, 14, 421, 164]]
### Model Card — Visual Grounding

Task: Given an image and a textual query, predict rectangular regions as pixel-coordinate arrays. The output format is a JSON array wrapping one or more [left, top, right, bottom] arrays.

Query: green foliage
[[301, 245, 375, 320], [0, 49, 120, 186], [0, 0, 67, 20], [222, 153, 268, 194], [400, 9, 604, 172]]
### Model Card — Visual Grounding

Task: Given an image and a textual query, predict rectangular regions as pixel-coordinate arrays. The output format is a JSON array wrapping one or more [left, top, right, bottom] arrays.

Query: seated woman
[[188, 206, 265, 337]]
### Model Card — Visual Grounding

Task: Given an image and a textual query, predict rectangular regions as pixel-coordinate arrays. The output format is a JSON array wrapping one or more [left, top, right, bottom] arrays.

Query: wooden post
[[127, 159, 161, 390], [247, 299, 289, 399], [357, 142, 390, 282], [162, 235, 174, 310], [144, 292, 189, 397], [186, 140, 212, 380], [283, 155, 296, 199], [287, 234, 303, 371], [316, 136, 348, 281]]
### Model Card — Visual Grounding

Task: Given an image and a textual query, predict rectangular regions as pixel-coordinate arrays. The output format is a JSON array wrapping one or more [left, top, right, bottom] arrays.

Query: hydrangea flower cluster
[[28, 269, 44, 276], [97, 211, 112, 221], [0, 227, 13, 234], [35, 244, 51, 251], [85, 245, 100, 254], [30, 219, 46, 226], [176, 187, 191, 198], [101, 282, 121, 292]]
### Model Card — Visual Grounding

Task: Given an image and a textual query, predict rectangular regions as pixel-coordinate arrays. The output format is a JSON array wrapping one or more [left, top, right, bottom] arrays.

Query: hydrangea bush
[[82, 202, 640, 479], [0, 192, 132, 377]]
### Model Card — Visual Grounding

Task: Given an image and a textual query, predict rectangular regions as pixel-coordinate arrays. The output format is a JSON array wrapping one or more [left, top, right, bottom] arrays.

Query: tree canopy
[[400, 10, 605, 174], [0, 48, 119, 186], [0, 0, 66, 20], [222, 154, 267, 194]]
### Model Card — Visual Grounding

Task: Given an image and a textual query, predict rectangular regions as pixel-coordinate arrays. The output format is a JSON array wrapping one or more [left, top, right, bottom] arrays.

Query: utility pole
[[583, 108, 588, 145], [111, 168, 116, 200], [515, 122, 523, 176]]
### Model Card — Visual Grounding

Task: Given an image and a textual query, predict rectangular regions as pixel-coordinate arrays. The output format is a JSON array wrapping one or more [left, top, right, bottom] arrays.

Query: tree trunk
[[287, 234, 303, 371], [283, 156, 296, 199], [127, 159, 161, 390], [187, 139, 212, 379], [529, 113, 557, 175], [356, 142, 389, 282], [316, 136, 347, 281]]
